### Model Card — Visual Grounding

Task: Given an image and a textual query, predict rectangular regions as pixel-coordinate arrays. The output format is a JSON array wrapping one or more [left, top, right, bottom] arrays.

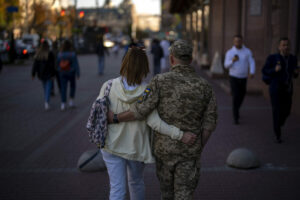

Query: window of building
[[197, 9, 202, 33], [186, 14, 191, 32], [193, 11, 197, 36]]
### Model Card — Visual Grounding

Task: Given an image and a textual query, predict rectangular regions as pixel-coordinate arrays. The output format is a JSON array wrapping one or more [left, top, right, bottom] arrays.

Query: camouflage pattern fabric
[[156, 156, 201, 200], [131, 64, 217, 159], [130, 63, 217, 198]]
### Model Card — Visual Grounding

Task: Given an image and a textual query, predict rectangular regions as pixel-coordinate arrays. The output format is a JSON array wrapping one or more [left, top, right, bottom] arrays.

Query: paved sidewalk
[[0, 50, 299, 200]]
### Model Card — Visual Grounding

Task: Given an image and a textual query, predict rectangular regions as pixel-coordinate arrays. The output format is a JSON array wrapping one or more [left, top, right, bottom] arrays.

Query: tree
[[28, 1, 50, 36], [0, 0, 21, 31]]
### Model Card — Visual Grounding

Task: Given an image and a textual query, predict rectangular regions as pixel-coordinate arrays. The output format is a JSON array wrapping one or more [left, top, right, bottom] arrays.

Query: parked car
[[15, 39, 32, 59], [0, 39, 10, 62], [22, 34, 39, 50]]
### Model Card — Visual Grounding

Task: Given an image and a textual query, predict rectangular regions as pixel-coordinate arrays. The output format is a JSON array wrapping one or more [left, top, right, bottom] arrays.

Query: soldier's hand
[[181, 132, 197, 145]]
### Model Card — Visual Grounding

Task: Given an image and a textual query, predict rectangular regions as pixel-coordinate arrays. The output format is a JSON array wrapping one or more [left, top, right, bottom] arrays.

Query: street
[[0, 50, 300, 200]]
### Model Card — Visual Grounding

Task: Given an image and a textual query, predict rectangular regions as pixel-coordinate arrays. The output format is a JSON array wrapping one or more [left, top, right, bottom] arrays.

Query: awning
[[169, 0, 196, 14], [169, 0, 210, 13]]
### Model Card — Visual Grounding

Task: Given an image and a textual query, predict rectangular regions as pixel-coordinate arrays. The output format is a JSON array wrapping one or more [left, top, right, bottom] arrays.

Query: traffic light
[[79, 11, 84, 18], [60, 9, 65, 17]]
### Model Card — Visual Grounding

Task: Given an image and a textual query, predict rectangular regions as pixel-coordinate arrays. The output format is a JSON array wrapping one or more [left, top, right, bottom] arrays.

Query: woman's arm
[[146, 109, 183, 140], [109, 109, 197, 145]]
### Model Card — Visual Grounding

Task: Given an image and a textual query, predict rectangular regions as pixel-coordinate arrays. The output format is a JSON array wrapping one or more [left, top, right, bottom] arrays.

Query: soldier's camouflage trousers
[[155, 156, 201, 200]]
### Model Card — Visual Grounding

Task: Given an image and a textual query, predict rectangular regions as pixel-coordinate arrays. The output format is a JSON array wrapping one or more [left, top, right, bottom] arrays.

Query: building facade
[[136, 14, 161, 32], [77, 0, 136, 36], [169, 0, 300, 115]]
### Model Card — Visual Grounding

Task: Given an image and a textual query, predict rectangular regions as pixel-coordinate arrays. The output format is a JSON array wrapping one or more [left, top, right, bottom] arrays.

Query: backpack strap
[[104, 79, 113, 97]]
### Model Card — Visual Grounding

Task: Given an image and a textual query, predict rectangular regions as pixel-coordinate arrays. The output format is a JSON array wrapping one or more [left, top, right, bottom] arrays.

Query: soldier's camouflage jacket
[[130, 64, 218, 160]]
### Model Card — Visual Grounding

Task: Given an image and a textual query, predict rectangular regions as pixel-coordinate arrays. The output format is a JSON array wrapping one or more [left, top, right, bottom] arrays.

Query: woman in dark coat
[[32, 41, 56, 110]]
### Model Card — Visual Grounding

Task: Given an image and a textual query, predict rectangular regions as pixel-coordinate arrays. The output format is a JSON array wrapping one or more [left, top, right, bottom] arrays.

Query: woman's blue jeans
[[59, 73, 76, 103], [98, 55, 105, 74], [42, 79, 53, 103]]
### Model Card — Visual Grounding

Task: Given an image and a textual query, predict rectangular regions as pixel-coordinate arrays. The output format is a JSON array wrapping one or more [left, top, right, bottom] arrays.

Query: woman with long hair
[[31, 41, 56, 110], [97, 47, 185, 200], [57, 40, 80, 111]]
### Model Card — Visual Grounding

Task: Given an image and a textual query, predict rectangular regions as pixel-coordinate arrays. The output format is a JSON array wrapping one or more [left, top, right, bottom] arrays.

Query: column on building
[[169, 0, 211, 68]]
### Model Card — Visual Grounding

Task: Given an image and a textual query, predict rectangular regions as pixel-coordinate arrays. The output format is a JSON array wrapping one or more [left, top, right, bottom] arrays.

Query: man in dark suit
[[262, 37, 299, 143]]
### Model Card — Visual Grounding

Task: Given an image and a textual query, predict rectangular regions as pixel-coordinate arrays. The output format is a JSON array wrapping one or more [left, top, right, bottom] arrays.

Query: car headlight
[[104, 41, 114, 48]]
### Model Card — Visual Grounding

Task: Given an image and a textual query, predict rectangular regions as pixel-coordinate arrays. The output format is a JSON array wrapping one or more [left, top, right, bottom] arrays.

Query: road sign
[[6, 6, 19, 13]]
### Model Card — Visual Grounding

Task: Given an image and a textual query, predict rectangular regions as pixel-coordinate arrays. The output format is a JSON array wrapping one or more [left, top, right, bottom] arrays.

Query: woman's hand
[[107, 110, 114, 124], [181, 132, 197, 145]]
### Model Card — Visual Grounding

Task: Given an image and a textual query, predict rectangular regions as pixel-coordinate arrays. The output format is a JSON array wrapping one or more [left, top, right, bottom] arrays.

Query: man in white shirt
[[224, 35, 255, 124]]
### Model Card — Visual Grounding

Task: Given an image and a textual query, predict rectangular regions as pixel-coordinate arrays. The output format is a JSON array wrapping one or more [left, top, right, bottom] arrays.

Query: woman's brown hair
[[34, 41, 49, 61], [120, 47, 149, 85], [61, 40, 72, 52]]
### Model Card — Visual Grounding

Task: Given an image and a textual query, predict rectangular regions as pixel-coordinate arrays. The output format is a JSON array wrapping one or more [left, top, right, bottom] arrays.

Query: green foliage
[[0, 0, 21, 29]]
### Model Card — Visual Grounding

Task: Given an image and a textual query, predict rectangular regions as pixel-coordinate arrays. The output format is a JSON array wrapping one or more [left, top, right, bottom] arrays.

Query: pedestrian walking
[[112, 42, 119, 57], [224, 35, 255, 124], [96, 35, 109, 75], [151, 38, 164, 75], [160, 38, 170, 73], [98, 47, 193, 200], [262, 37, 299, 143], [51, 40, 61, 96], [108, 40, 217, 200], [31, 41, 56, 110], [57, 40, 80, 111]]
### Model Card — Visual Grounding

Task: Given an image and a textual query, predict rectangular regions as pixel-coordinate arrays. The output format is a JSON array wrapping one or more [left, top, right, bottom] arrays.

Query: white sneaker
[[69, 99, 74, 108], [44, 102, 50, 111], [60, 103, 66, 111]]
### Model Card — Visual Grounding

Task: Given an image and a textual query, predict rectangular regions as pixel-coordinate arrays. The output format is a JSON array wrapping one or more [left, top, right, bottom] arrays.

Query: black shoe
[[234, 119, 239, 125], [275, 137, 283, 144]]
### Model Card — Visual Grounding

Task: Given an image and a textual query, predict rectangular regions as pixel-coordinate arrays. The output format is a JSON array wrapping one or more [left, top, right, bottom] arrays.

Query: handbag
[[86, 79, 113, 148]]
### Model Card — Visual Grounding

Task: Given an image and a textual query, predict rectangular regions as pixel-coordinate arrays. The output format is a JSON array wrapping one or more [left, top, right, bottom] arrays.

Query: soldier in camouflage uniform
[[109, 40, 218, 200]]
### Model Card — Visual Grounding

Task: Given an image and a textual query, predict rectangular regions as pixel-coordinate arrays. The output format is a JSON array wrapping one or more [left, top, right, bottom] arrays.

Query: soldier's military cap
[[169, 40, 193, 61]]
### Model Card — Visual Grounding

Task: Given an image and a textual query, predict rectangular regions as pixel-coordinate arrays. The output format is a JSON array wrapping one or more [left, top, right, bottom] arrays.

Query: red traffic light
[[60, 9, 65, 17], [79, 11, 84, 18]]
